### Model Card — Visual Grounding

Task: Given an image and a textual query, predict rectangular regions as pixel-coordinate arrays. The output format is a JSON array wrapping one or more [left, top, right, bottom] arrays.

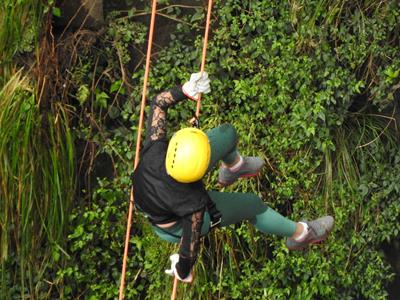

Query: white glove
[[165, 253, 193, 283], [182, 71, 211, 100]]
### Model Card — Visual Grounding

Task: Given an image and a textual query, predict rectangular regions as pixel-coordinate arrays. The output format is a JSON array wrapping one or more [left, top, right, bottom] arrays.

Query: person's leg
[[153, 191, 334, 250], [153, 191, 297, 243], [205, 124, 264, 186], [205, 123, 239, 172], [208, 191, 297, 236], [208, 190, 334, 248]]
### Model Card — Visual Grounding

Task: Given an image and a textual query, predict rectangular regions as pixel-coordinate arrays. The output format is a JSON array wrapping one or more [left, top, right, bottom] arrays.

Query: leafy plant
[[3, 0, 400, 299]]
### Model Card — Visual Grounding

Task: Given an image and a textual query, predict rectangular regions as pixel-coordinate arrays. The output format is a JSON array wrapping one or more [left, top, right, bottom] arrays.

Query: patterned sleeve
[[176, 208, 205, 279], [145, 86, 186, 142]]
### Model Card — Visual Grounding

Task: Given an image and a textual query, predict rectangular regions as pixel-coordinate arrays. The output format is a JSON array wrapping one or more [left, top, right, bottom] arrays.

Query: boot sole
[[287, 227, 333, 251], [218, 171, 260, 187], [287, 235, 327, 251]]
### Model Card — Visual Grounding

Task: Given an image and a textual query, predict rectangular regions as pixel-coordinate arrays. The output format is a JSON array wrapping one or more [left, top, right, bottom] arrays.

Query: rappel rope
[[118, 0, 213, 299], [118, 0, 157, 299], [173, 1, 214, 299], [194, 0, 213, 120]]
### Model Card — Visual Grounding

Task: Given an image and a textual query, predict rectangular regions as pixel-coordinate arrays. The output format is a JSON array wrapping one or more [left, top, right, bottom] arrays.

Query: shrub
[[26, 0, 400, 298]]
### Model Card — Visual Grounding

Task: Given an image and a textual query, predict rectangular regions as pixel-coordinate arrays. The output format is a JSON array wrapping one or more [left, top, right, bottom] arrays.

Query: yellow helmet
[[166, 127, 211, 183]]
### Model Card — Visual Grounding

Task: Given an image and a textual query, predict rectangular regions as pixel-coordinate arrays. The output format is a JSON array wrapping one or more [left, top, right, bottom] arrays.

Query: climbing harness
[[208, 197, 222, 229], [118, 0, 214, 299], [144, 197, 221, 241]]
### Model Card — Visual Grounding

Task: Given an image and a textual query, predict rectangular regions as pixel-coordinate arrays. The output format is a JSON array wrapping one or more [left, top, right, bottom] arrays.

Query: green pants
[[153, 124, 297, 243]]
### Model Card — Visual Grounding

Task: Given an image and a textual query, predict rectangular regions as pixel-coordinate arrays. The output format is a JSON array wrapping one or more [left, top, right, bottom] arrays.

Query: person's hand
[[165, 254, 193, 283], [182, 71, 211, 101]]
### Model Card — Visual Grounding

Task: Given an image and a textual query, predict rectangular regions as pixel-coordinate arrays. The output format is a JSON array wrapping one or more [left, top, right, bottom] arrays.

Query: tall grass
[[323, 111, 399, 219], [331, 112, 397, 174], [0, 1, 76, 298], [0, 70, 75, 298]]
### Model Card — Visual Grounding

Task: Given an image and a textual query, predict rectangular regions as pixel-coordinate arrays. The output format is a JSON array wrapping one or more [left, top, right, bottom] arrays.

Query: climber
[[132, 71, 334, 283]]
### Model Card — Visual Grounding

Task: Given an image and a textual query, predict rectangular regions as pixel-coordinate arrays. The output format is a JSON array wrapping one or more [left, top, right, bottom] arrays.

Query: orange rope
[[118, 0, 213, 298], [118, 0, 157, 299], [172, 1, 213, 299], [195, 0, 213, 118], [171, 277, 179, 300]]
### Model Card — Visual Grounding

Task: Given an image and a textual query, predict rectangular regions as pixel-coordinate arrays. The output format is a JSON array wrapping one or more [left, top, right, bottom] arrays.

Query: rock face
[[55, 0, 104, 30]]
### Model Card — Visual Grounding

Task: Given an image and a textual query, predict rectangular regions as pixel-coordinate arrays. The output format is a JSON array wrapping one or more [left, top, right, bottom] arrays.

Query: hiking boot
[[286, 216, 334, 251], [218, 156, 264, 187]]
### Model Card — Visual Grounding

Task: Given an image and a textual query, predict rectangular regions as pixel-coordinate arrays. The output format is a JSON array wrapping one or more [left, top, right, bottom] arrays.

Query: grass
[[0, 1, 76, 298], [0, 70, 75, 298]]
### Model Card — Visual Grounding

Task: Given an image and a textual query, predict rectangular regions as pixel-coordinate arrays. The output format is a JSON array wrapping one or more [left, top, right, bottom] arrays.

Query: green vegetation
[[0, 0, 43, 82], [1, 0, 400, 299], [0, 1, 74, 298], [0, 72, 75, 299]]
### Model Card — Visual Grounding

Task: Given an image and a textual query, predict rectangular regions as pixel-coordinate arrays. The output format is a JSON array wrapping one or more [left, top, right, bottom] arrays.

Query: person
[[132, 71, 334, 283]]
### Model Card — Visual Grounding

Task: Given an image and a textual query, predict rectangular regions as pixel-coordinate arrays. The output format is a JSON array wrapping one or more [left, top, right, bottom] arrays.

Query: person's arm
[[175, 208, 205, 280], [145, 87, 186, 142], [145, 72, 211, 143]]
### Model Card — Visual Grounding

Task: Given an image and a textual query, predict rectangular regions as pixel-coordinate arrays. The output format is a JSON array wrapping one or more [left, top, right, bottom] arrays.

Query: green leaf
[[108, 106, 120, 119], [110, 80, 122, 93], [77, 85, 90, 106], [52, 7, 61, 17], [95, 90, 109, 108]]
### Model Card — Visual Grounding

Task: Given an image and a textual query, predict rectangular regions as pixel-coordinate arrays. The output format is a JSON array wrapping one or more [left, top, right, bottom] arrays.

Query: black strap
[[207, 199, 222, 229]]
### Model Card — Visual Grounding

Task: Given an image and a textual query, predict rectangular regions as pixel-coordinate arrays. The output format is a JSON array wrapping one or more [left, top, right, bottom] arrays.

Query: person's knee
[[218, 123, 238, 145], [242, 193, 269, 223], [247, 193, 267, 209]]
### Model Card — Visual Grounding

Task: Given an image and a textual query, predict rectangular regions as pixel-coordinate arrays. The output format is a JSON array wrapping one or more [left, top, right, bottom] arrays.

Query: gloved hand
[[165, 254, 193, 283], [182, 71, 211, 101]]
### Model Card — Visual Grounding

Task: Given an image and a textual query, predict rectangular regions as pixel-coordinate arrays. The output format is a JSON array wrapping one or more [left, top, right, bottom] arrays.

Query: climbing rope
[[118, 0, 213, 299], [118, 0, 157, 299], [195, 0, 214, 119], [176, 0, 214, 297], [171, 275, 179, 300]]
